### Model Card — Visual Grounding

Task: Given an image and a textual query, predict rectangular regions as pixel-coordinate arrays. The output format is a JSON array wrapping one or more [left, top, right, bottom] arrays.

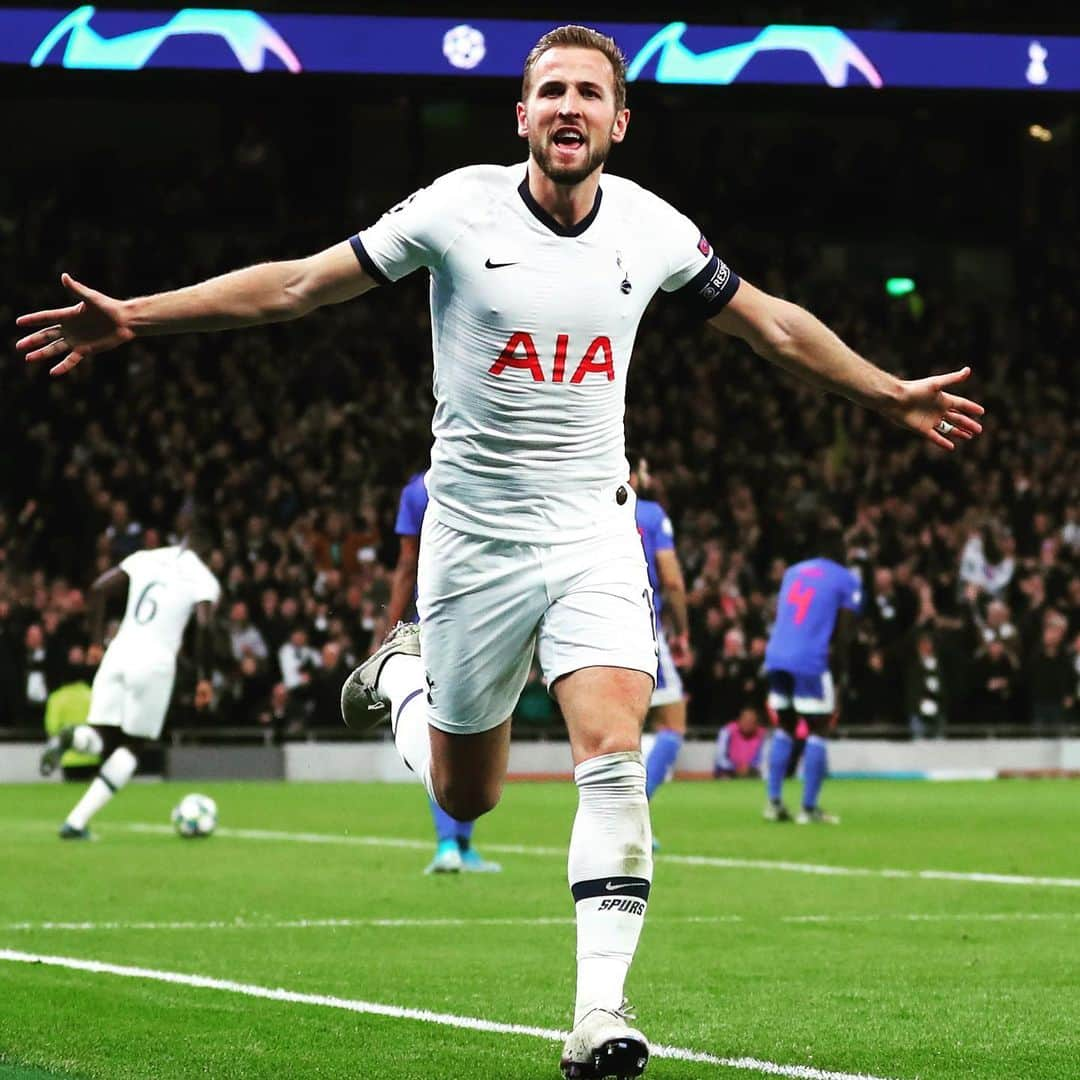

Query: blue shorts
[[766, 670, 835, 716]]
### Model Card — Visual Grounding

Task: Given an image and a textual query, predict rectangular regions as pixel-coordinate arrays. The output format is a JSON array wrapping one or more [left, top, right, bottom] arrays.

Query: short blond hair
[[522, 25, 628, 112]]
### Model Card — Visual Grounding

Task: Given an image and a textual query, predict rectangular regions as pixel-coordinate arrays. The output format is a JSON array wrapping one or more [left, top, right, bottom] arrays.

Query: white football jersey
[[111, 546, 221, 658], [354, 164, 739, 543]]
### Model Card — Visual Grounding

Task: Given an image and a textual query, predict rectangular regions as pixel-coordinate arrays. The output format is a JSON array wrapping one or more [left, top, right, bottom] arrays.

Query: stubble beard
[[529, 130, 612, 187]]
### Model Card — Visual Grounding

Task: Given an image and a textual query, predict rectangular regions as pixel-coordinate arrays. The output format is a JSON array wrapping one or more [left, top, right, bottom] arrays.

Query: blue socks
[[429, 796, 473, 847], [766, 728, 794, 803], [802, 734, 828, 811], [645, 729, 683, 800]]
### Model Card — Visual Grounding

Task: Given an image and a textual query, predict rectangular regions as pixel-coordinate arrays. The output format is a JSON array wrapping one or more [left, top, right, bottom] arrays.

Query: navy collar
[[517, 173, 603, 237]]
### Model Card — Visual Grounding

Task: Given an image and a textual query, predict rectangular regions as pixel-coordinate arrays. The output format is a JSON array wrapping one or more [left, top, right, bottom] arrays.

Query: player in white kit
[[17, 25, 985, 1077], [40, 526, 220, 839]]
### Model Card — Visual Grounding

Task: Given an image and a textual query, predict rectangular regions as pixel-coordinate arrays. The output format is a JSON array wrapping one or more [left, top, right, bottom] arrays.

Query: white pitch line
[[121, 823, 1080, 889], [5, 912, 1078, 934], [0, 948, 900, 1080]]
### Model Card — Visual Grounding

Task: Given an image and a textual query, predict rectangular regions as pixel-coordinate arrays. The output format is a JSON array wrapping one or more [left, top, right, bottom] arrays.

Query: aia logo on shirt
[[489, 332, 615, 383], [697, 232, 711, 257]]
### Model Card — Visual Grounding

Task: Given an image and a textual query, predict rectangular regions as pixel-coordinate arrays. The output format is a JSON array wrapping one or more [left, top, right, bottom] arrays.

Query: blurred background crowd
[[1, 34, 1077, 742]]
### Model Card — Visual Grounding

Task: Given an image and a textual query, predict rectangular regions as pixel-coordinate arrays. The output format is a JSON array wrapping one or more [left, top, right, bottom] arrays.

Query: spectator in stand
[[1016, 569, 1051, 655], [227, 601, 269, 667], [905, 629, 948, 739], [1025, 611, 1075, 734], [970, 634, 1019, 727], [277, 625, 321, 693], [20, 623, 51, 727], [104, 500, 143, 563], [311, 640, 351, 726], [714, 706, 765, 779], [309, 509, 370, 585], [960, 523, 1016, 601], [712, 628, 761, 726], [259, 681, 306, 743]]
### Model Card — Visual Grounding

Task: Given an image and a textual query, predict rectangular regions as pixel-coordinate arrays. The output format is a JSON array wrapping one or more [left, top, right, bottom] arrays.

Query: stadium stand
[[1, 69, 1077, 746]]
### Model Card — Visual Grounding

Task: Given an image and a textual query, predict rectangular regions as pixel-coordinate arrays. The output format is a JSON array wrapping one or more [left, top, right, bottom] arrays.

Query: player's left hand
[[15, 274, 135, 376], [887, 366, 985, 451]]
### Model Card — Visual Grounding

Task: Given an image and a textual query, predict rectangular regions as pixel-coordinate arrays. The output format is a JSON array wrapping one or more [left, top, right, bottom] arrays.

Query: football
[[171, 793, 218, 838]]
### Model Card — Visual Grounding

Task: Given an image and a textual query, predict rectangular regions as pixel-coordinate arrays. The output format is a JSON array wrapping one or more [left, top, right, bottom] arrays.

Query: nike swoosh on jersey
[[484, 258, 518, 269]]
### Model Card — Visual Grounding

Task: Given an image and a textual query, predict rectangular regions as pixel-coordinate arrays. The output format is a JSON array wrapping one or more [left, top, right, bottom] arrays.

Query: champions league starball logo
[[30, 6, 301, 72], [442, 24, 486, 71], [626, 23, 884, 88]]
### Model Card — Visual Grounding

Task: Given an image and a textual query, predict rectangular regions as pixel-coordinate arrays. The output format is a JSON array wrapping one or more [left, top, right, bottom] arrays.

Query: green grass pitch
[[1, 778, 1078, 1079]]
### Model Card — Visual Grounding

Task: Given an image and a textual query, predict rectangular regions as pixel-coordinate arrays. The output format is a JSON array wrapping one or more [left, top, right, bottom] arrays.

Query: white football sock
[[379, 655, 437, 804], [568, 751, 653, 1025], [66, 746, 138, 830], [70, 725, 104, 756]]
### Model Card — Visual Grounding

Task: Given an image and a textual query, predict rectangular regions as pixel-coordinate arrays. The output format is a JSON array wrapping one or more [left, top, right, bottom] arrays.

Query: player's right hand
[[669, 633, 694, 669], [16, 274, 134, 376]]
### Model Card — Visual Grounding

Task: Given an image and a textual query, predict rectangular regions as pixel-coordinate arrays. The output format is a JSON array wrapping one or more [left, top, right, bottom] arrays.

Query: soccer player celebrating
[[386, 467, 501, 876], [763, 528, 860, 824], [17, 25, 983, 1077], [627, 453, 691, 840], [39, 524, 220, 838]]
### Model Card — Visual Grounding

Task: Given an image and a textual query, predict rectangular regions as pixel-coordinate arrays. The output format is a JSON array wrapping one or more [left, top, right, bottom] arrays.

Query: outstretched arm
[[16, 241, 376, 376], [709, 280, 984, 451]]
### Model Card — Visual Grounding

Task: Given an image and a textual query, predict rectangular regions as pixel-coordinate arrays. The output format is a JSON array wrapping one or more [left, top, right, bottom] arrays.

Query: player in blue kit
[[763, 529, 861, 824], [386, 470, 502, 875], [627, 455, 690, 835]]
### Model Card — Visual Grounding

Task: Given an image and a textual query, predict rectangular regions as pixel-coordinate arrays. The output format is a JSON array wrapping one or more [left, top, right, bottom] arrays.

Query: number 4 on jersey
[[786, 577, 815, 625]]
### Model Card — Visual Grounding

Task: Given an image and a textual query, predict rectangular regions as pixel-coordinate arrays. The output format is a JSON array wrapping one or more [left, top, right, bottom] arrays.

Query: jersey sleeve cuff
[[349, 235, 391, 287]]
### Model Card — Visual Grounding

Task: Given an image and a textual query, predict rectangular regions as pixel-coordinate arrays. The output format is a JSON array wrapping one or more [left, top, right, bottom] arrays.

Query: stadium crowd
[[2, 97, 1078, 742]]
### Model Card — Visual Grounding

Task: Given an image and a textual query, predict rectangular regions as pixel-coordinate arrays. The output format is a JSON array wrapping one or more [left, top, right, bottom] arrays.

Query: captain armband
[[676, 255, 741, 320]]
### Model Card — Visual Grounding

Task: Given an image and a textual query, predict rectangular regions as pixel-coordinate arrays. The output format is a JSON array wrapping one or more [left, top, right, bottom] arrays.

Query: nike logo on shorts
[[484, 258, 517, 269]]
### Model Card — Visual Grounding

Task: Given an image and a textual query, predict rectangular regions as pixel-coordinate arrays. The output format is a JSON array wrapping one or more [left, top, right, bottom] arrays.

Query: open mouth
[[551, 127, 586, 152]]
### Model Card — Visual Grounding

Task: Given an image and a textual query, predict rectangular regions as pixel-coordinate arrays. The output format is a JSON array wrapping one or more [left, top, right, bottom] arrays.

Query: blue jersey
[[765, 557, 861, 676], [635, 497, 675, 628], [395, 471, 429, 538]]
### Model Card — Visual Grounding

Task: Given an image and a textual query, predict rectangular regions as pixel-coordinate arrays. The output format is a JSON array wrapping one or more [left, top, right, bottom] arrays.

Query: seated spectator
[[714, 706, 765, 779]]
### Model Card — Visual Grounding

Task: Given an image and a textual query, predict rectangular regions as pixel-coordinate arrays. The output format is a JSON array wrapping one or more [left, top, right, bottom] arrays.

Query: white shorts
[[766, 670, 835, 716], [649, 633, 684, 708], [417, 511, 658, 736], [86, 642, 176, 740]]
